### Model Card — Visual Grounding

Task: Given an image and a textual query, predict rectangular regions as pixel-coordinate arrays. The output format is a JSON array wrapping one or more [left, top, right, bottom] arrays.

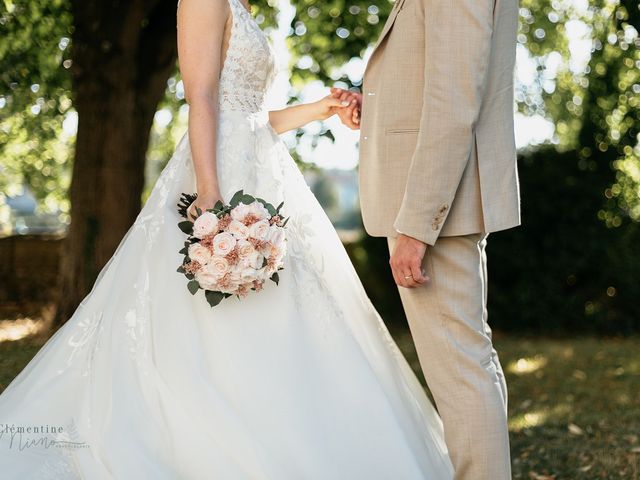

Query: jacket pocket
[[386, 128, 419, 135]]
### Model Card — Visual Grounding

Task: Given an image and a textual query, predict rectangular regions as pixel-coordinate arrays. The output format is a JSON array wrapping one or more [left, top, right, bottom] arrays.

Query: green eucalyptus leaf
[[230, 190, 245, 207], [178, 220, 194, 235], [241, 194, 255, 204], [205, 290, 225, 307], [187, 280, 200, 295]]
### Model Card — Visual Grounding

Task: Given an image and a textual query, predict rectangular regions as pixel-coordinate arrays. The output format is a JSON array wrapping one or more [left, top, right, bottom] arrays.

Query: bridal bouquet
[[176, 190, 288, 307]]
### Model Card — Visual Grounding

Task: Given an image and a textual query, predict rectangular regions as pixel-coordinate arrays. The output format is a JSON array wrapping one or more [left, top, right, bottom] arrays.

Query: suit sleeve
[[393, 0, 495, 245]]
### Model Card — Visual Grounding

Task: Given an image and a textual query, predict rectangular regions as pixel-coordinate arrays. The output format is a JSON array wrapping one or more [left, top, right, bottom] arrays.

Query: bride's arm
[[268, 96, 353, 134], [177, 0, 229, 215]]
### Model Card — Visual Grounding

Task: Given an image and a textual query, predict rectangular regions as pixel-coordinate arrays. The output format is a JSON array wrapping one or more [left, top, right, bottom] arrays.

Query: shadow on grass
[[391, 330, 640, 480]]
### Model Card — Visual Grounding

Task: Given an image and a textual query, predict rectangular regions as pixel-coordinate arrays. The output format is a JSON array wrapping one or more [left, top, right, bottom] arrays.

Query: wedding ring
[[404, 275, 413, 280]]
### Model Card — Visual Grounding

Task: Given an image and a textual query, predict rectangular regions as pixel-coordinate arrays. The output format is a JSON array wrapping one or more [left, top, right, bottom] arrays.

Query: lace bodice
[[219, 0, 276, 113]]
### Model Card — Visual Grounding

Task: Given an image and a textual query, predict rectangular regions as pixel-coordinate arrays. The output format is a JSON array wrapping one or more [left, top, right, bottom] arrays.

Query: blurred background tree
[[486, 0, 640, 334], [1, 0, 639, 333], [0, 0, 73, 222]]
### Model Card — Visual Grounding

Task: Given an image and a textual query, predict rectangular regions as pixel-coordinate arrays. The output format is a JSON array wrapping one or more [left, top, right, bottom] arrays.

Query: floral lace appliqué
[[219, 0, 276, 114]]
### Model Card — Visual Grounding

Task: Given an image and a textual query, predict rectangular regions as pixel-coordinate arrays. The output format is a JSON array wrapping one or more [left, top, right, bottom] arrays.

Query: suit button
[[363, 136, 368, 140]]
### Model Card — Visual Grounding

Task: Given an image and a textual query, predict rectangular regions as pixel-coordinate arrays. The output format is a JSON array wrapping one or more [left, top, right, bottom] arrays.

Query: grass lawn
[[393, 331, 640, 480], [1, 318, 639, 479]]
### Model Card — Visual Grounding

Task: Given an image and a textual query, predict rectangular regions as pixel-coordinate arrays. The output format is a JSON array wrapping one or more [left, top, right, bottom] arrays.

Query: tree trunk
[[56, 0, 178, 326]]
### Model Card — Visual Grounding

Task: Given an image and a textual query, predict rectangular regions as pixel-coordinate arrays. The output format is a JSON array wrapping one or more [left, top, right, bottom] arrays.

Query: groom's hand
[[330, 87, 361, 130], [390, 234, 430, 288]]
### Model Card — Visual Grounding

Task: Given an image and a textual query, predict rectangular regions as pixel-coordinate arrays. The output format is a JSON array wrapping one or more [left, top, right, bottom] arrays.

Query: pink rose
[[230, 203, 253, 223], [188, 242, 213, 265], [212, 232, 236, 256], [208, 256, 230, 278], [249, 220, 270, 240], [230, 201, 270, 224], [195, 267, 219, 290], [228, 219, 249, 238], [246, 201, 270, 220], [192, 212, 219, 239], [218, 271, 242, 294], [236, 239, 255, 259]]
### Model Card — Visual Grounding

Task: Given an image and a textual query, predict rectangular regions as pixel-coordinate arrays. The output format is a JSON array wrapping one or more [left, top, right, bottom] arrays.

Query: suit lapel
[[368, 0, 406, 62]]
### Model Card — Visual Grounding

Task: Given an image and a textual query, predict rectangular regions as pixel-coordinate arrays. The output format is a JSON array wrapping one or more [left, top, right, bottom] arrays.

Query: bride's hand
[[330, 88, 361, 130], [311, 95, 352, 122], [187, 192, 223, 221]]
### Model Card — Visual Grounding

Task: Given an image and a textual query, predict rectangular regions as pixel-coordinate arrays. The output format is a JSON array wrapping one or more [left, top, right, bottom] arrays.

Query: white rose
[[188, 242, 213, 265], [212, 232, 236, 256], [240, 266, 258, 282], [256, 266, 270, 281], [246, 201, 270, 220], [192, 211, 219, 239], [268, 226, 286, 247], [230, 203, 253, 223], [248, 220, 270, 240], [228, 219, 249, 238], [247, 250, 263, 269]]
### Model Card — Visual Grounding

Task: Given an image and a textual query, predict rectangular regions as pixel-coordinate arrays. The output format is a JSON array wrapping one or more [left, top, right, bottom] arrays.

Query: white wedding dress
[[0, 1, 454, 478]]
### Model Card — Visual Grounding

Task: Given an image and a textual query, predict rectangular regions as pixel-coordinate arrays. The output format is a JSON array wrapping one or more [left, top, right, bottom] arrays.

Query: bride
[[0, 0, 454, 478]]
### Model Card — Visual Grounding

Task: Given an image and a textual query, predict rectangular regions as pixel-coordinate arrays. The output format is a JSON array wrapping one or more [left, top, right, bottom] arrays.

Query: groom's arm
[[393, 0, 495, 246]]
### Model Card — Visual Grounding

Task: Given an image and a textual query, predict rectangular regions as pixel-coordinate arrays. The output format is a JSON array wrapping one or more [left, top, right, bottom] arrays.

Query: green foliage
[[0, 0, 74, 218], [287, 0, 392, 87], [517, 0, 640, 224], [483, 0, 640, 333]]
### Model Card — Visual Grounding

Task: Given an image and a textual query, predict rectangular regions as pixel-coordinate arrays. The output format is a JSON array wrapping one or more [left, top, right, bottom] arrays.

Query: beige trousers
[[387, 233, 511, 480]]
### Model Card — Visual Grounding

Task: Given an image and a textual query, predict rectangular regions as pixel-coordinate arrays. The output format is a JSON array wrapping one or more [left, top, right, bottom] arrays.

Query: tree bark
[[56, 0, 178, 326]]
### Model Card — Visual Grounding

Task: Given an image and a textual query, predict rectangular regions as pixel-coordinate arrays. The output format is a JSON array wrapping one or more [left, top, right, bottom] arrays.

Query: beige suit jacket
[[359, 0, 521, 246]]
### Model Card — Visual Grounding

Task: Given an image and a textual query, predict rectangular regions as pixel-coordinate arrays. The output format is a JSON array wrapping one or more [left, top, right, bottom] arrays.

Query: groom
[[334, 0, 520, 478]]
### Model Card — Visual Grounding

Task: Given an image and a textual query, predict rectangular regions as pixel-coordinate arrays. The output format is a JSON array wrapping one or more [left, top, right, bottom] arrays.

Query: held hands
[[390, 234, 430, 288], [330, 87, 361, 130], [311, 95, 353, 122]]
